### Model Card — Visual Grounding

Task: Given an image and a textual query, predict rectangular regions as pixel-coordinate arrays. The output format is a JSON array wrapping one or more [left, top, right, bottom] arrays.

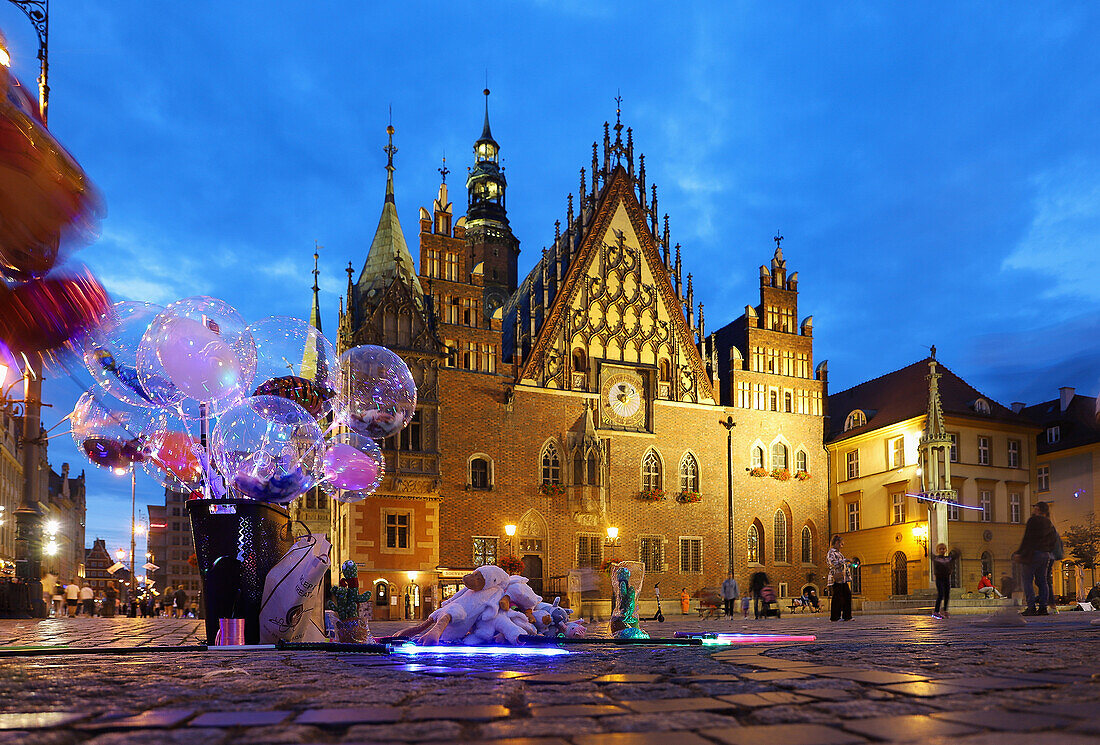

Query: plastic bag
[[259, 532, 331, 643]]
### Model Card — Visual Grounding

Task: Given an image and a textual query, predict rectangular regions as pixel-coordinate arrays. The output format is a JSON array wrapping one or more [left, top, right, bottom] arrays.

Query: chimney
[[1011, 402, 1025, 414], [1059, 387, 1075, 412]]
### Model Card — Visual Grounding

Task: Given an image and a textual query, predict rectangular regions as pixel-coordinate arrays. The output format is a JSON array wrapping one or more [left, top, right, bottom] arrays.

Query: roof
[[356, 176, 424, 302], [1020, 393, 1100, 454], [827, 357, 1030, 443]]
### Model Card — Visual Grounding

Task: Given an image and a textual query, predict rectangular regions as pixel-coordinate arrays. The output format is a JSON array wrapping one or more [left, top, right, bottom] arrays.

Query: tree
[[1062, 512, 1100, 570]]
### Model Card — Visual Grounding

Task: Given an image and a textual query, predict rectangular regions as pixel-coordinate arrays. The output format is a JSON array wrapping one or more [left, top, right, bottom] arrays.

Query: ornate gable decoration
[[519, 168, 714, 404], [355, 277, 444, 355]]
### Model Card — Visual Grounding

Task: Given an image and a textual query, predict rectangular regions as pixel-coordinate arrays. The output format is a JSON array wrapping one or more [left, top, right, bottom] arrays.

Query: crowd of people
[[44, 579, 199, 619]]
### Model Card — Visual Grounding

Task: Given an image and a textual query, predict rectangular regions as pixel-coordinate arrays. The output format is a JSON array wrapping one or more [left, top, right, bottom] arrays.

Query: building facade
[[0, 412, 21, 576], [826, 354, 1039, 600], [43, 463, 86, 586], [1021, 387, 1100, 600], [84, 537, 129, 594], [147, 488, 201, 597], [331, 100, 830, 614]]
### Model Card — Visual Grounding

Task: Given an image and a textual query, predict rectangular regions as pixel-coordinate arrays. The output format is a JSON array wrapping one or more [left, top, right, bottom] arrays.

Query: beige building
[[0, 412, 21, 576], [826, 354, 1038, 600], [1021, 388, 1100, 600]]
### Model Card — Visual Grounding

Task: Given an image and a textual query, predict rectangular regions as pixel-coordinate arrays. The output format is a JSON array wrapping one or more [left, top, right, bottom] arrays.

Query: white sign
[[106, 562, 125, 575]]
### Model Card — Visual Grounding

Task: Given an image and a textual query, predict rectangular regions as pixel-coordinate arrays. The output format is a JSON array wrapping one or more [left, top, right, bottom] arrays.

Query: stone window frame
[[678, 536, 703, 574], [381, 508, 414, 556], [539, 439, 562, 486], [678, 451, 700, 492], [467, 453, 494, 490]]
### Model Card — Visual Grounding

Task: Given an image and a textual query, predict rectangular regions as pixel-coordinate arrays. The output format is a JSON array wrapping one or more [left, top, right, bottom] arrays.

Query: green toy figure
[[609, 564, 650, 639], [328, 559, 374, 643]]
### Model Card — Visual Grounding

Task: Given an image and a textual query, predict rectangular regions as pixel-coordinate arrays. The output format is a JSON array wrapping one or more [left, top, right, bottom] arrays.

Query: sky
[[3, 2, 1099, 560]]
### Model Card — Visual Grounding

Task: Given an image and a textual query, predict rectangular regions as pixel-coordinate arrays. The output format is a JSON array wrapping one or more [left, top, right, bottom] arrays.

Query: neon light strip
[[905, 493, 985, 510], [392, 643, 568, 657], [699, 634, 817, 645]]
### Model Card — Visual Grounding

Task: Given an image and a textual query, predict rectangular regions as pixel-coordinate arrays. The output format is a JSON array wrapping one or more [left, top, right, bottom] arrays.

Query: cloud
[[89, 226, 214, 304], [1002, 159, 1100, 301]]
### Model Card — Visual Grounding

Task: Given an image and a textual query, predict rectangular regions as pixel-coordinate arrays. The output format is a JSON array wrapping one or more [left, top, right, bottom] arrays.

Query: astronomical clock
[[599, 365, 648, 431]]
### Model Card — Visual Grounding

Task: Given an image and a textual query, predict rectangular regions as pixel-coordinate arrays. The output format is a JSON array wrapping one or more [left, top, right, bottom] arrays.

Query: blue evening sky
[[3, 2, 1097, 559]]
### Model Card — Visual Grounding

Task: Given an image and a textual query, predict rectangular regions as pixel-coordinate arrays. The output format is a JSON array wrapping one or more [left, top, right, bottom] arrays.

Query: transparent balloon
[[70, 390, 150, 472], [139, 411, 205, 491], [248, 315, 339, 419], [84, 301, 179, 408], [341, 345, 416, 439], [210, 395, 323, 504], [138, 296, 256, 409], [323, 430, 385, 503]]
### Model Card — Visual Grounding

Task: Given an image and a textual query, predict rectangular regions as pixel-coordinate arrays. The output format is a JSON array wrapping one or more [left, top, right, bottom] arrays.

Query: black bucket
[[186, 498, 294, 645]]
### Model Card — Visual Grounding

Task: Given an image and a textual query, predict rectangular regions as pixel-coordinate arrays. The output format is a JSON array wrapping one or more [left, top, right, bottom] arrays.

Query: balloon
[[248, 315, 339, 418], [0, 268, 110, 357], [341, 345, 417, 439], [210, 395, 323, 504], [138, 296, 256, 409], [139, 412, 205, 490], [84, 301, 178, 408], [70, 391, 149, 472], [323, 431, 385, 501]]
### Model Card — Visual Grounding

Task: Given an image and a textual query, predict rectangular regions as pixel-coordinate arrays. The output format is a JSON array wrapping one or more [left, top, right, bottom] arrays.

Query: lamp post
[[4, 0, 48, 122], [504, 523, 516, 557], [114, 466, 138, 616], [719, 416, 737, 576], [913, 523, 929, 556]]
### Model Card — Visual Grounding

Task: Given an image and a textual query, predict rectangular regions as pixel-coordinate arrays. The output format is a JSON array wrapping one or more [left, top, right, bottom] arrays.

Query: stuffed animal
[[396, 565, 510, 645], [534, 597, 574, 637], [564, 618, 588, 638], [468, 593, 536, 644], [503, 575, 542, 624]]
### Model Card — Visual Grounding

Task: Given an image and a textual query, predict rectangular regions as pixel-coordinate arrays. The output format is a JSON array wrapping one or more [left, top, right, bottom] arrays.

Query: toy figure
[[609, 564, 649, 639], [396, 565, 511, 645], [564, 618, 588, 637], [534, 597, 575, 637], [327, 559, 373, 643]]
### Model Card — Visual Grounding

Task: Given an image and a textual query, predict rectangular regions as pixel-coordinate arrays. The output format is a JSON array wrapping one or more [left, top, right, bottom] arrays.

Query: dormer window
[[974, 398, 990, 415], [1047, 426, 1061, 444], [844, 410, 866, 432]]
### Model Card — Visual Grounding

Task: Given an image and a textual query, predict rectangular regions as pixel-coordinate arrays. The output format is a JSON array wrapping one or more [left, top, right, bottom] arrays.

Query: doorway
[[404, 583, 420, 620], [374, 580, 390, 621], [523, 554, 544, 596], [891, 551, 908, 596]]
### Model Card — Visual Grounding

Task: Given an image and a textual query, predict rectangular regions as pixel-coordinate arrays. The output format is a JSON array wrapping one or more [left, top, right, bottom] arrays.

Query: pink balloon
[[323, 442, 380, 491], [157, 316, 244, 401]]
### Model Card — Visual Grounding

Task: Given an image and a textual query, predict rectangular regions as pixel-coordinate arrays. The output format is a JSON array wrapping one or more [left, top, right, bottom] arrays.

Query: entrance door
[[404, 583, 420, 620], [891, 551, 908, 596], [374, 581, 390, 621], [523, 555, 544, 596]]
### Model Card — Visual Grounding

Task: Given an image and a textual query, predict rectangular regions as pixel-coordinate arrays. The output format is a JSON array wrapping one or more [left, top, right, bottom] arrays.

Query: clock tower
[[465, 89, 519, 320]]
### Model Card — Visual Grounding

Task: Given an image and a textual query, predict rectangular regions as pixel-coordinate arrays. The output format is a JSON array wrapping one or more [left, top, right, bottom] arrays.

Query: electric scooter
[[649, 582, 665, 622]]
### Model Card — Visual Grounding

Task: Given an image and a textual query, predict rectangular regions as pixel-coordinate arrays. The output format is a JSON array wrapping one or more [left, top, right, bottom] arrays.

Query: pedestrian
[[740, 594, 751, 618], [749, 571, 769, 619], [1013, 500, 1056, 616], [160, 586, 172, 617], [103, 581, 118, 617], [80, 583, 95, 616], [931, 543, 953, 619], [1048, 524, 1064, 613], [720, 572, 740, 619], [977, 572, 1003, 598], [64, 582, 80, 617], [679, 587, 690, 615], [174, 585, 188, 619], [827, 534, 853, 621]]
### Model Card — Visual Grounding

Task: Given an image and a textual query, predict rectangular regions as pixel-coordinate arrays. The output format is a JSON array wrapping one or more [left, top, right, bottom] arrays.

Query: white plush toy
[[468, 575, 539, 644], [396, 565, 510, 645]]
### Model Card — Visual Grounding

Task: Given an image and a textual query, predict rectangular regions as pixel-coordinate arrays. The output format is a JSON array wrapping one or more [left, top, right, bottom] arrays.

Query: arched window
[[771, 442, 788, 471], [850, 557, 862, 594], [573, 449, 585, 485], [572, 348, 587, 374], [747, 523, 760, 564], [795, 450, 808, 473], [774, 510, 788, 563], [801, 525, 813, 564], [981, 551, 993, 578], [784, 391, 793, 412], [770, 390, 778, 411], [974, 398, 990, 415], [470, 457, 491, 490], [586, 449, 599, 486], [679, 453, 699, 492], [752, 446, 765, 469], [541, 442, 561, 485], [844, 410, 866, 431], [658, 359, 671, 382], [642, 449, 662, 492]]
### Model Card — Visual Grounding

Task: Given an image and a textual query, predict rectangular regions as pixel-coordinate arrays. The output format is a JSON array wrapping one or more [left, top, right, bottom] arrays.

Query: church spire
[[309, 242, 323, 334], [480, 87, 495, 144], [384, 108, 397, 204], [923, 346, 947, 442]]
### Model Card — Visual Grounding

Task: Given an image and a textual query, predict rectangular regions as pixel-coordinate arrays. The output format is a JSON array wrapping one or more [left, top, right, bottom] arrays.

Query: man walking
[[79, 583, 95, 616], [64, 582, 80, 618], [174, 585, 189, 618], [720, 573, 740, 619], [1013, 501, 1056, 616]]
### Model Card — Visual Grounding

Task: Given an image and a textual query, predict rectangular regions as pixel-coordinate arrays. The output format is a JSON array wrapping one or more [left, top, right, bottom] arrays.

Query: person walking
[[174, 585, 189, 619], [931, 544, 954, 619], [1013, 500, 1056, 616], [720, 573, 740, 619], [79, 584, 95, 616], [1047, 525, 1064, 613], [160, 586, 172, 617], [749, 571, 769, 619], [827, 534, 853, 621], [103, 582, 118, 617], [64, 582, 80, 617]]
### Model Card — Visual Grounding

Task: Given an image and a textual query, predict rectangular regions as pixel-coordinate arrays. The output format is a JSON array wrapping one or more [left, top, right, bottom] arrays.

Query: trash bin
[[186, 498, 294, 645]]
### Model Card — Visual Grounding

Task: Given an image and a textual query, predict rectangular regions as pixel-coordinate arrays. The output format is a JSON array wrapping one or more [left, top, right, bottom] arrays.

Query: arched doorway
[[518, 509, 548, 595], [891, 551, 908, 596], [374, 580, 390, 621], [404, 583, 420, 620]]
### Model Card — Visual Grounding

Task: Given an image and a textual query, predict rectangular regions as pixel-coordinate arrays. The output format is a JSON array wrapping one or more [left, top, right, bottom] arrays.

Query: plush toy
[[469, 592, 536, 645], [396, 565, 510, 645], [327, 560, 373, 642], [564, 618, 588, 638], [534, 597, 574, 637]]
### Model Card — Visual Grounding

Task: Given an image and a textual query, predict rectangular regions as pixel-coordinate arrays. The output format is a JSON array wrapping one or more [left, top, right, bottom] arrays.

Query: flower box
[[676, 490, 702, 503], [497, 556, 525, 575], [538, 483, 565, 497], [795, 470, 811, 481], [771, 468, 791, 481], [637, 489, 666, 503], [749, 467, 768, 478]]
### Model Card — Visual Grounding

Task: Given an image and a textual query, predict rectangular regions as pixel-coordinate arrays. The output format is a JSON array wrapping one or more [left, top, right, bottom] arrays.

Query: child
[[740, 594, 751, 618], [931, 543, 954, 619]]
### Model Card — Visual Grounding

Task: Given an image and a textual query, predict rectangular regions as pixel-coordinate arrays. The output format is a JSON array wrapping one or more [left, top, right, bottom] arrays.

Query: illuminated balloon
[[84, 301, 177, 408], [138, 296, 256, 410], [248, 315, 339, 418], [0, 268, 110, 357], [139, 412, 204, 490], [323, 431, 384, 502], [70, 391, 149, 472], [210, 395, 323, 504], [341, 345, 416, 439]]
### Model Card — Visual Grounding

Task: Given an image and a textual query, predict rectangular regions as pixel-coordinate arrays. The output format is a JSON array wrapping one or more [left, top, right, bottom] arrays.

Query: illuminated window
[[541, 442, 561, 485], [577, 534, 602, 568], [891, 492, 906, 524], [1038, 466, 1050, 492], [801, 526, 813, 564], [890, 436, 905, 468], [771, 442, 788, 470], [679, 453, 699, 492], [472, 537, 497, 566], [751, 446, 764, 469], [795, 450, 808, 473], [642, 449, 662, 491], [773, 511, 788, 563], [844, 410, 866, 431], [747, 524, 760, 563], [639, 536, 663, 573]]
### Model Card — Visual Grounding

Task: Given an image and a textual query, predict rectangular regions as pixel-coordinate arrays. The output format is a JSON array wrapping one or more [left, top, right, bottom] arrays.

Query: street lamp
[[3, 0, 49, 122], [719, 416, 737, 575], [504, 523, 516, 556], [913, 524, 929, 556], [114, 466, 138, 616]]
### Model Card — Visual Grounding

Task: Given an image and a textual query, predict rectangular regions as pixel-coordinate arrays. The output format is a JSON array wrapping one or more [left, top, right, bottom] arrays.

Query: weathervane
[[439, 154, 449, 184], [773, 231, 784, 249]]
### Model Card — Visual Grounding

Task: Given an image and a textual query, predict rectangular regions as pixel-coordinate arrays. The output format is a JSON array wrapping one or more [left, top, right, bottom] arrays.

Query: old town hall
[[329, 93, 828, 620]]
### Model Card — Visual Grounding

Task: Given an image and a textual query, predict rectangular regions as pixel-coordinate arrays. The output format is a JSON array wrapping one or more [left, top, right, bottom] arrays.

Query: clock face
[[601, 368, 647, 429]]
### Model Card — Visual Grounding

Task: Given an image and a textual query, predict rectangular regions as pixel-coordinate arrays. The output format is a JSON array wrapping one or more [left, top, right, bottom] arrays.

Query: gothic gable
[[519, 168, 714, 404], [352, 277, 444, 355]]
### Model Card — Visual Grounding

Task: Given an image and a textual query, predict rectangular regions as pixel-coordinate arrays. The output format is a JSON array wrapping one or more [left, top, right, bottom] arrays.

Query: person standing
[[1047, 525, 1064, 613], [749, 571, 769, 619], [103, 582, 118, 617], [64, 582, 80, 617], [827, 534, 853, 621], [160, 586, 172, 617], [1013, 500, 1056, 616], [679, 587, 690, 615], [931, 544, 954, 619], [80, 584, 95, 616], [174, 585, 188, 619], [720, 573, 740, 619]]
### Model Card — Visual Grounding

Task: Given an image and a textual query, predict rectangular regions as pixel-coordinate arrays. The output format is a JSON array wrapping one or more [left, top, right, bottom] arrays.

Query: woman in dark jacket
[[1013, 501, 1056, 616]]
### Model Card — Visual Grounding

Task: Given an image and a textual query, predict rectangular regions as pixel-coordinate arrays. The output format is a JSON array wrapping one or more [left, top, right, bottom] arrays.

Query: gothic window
[[752, 446, 764, 470], [572, 348, 587, 375], [770, 390, 778, 411], [771, 442, 788, 471], [784, 391, 793, 412], [801, 525, 813, 564], [658, 359, 671, 382], [795, 450, 808, 473], [774, 510, 789, 563], [587, 450, 598, 486], [844, 410, 866, 431], [641, 449, 662, 492], [679, 453, 699, 493], [573, 446, 599, 486], [541, 442, 561, 485], [747, 522, 761, 564], [399, 410, 422, 451], [573, 449, 584, 485], [470, 456, 492, 490]]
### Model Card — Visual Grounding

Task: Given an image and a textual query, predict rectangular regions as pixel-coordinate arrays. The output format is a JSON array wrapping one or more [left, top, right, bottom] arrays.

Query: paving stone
[[601, 711, 744, 732], [530, 704, 629, 717], [924, 734, 1100, 745], [797, 688, 856, 700], [619, 696, 731, 713], [85, 729, 228, 745], [933, 676, 1037, 690], [342, 718, 465, 742], [703, 722, 867, 745], [294, 707, 405, 725], [406, 704, 511, 722], [81, 709, 196, 729], [841, 714, 980, 740], [817, 670, 929, 685], [742, 671, 811, 681], [463, 739, 572, 745], [670, 674, 742, 682], [521, 673, 596, 684], [476, 715, 605, 740], [718, 691, 814, 708], [1010, 701, 1100, 719], [0, 713, 89, 730], [468, 670, 534, 680], [592, 674, 663, 683], [233, 724, 327, 744], [932, 709, 1072, 731], [189, 711, 291, 727], [879, 681, 974, 697], [573, 731, 714, 745]]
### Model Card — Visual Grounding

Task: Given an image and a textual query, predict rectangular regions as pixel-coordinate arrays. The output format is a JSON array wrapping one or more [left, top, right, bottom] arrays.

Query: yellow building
[[1021, 388, 1100, 600], [826, 353, 1038, 601]]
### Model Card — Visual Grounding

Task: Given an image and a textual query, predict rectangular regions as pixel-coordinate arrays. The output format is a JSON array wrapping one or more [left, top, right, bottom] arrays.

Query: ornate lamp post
[[719, 416, 737, 575], [4, 0, 48, 122]]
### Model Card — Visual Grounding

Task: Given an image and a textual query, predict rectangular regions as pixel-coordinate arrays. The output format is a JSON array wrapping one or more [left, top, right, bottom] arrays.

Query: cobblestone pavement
[[1, 611, 1099, 744]]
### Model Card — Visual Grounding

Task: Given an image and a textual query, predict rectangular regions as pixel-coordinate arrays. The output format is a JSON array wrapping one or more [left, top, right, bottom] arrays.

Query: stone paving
[[0, 611, 1098, 744]]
